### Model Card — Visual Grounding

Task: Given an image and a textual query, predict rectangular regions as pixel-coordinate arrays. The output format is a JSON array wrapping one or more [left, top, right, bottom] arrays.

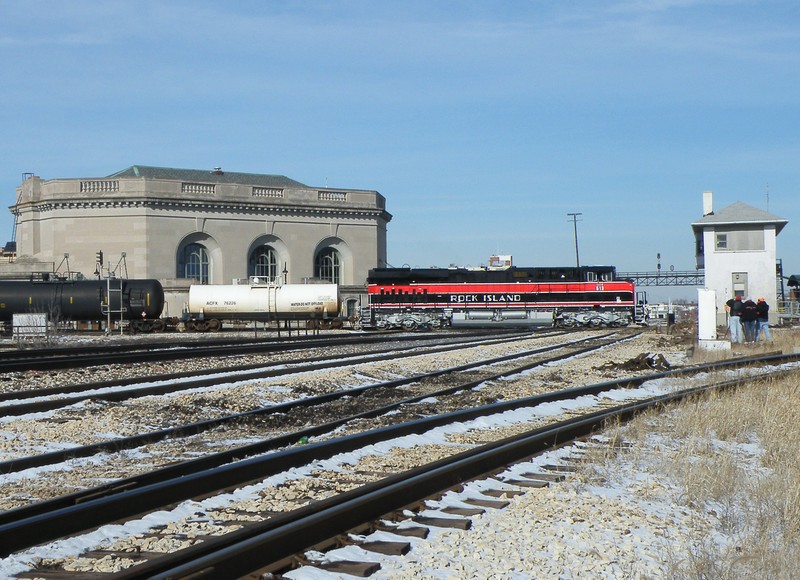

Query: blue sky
[[2, 1, 798, 301]]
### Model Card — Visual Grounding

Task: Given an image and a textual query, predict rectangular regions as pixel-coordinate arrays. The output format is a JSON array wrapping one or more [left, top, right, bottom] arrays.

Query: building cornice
[[13, 198, 393, 222]]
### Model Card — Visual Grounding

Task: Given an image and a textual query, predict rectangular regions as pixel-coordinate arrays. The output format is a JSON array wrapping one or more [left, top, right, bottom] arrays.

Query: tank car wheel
[[307, 320, 319, 330], [185, 321, 197, 332], [152, 319, 167, 333], [331, 319, 343, 329], [207, 319, 222, 332], [402, 319, 418, 331]]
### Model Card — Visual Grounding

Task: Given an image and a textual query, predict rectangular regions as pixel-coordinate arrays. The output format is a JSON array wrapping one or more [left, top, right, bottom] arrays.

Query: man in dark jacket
[[724, 295, 744, 344], [741, 298, 758, 342], [756, 298, 771, 341]]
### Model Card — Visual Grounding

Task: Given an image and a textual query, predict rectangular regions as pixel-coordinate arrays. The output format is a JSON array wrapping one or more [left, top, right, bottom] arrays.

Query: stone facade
[[8, 166, 392, 317]]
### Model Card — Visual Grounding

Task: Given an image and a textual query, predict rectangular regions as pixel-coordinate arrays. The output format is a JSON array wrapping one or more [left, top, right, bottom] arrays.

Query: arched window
[[315, 248, 341, 284], [179, 243, 209, 283], [249, 245, 278, 281]]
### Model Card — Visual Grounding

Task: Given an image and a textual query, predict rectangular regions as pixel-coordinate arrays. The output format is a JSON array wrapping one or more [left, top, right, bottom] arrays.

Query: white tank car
[[188, 283, 340, 320]]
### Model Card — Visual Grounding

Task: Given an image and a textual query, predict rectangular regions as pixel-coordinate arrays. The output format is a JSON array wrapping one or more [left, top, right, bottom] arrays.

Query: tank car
[[184, 280, 341, 331], [358, 265, 644, 330], [0, 278, 165, 331]]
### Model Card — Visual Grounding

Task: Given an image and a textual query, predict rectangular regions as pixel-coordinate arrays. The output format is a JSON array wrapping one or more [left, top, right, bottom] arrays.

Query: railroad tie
[[359, 540, 412, 556], [375, 521, 430, 538], [480, 488, 525, 498], [463, 497, 510, 509], [441, 506, 486, 516], [310, 559, 381, 576], [413, 515, 471, 529]]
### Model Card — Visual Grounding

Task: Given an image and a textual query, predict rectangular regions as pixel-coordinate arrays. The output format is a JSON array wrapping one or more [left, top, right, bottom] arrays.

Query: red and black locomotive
[[358, 265, 645, 330]]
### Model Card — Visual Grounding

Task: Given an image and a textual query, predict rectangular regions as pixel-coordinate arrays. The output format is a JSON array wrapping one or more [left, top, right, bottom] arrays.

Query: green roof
[[107, 165, 308, 188]]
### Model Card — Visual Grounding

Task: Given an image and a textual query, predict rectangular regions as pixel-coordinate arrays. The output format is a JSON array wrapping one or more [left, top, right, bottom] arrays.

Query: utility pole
[[567, 212, 582, 268]]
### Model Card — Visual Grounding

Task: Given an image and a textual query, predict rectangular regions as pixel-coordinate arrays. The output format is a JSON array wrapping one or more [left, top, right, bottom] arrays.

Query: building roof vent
[[212, 167, 224, 175]]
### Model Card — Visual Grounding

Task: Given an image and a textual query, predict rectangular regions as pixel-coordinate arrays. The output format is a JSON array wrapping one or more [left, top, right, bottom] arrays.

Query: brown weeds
[[578, 326, 800, 577]]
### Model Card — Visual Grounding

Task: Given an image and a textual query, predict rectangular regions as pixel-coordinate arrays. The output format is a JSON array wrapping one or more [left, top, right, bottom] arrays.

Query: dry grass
[[579, 326, 800, 578]]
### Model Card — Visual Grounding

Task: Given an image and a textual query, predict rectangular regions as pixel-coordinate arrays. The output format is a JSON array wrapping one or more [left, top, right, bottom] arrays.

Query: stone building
[[8, 165, 392, 318], [691, 190, 787, 327]]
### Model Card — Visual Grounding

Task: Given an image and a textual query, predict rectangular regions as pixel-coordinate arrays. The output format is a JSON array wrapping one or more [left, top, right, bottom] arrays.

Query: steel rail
[[1, 334, 312, 358], [0, 331, 560, 416], [0, 333, 619, 523], [123, 371, 780, 580], [2, 348, 796, 557], [2, 328, 520, 362], [0, 330, 540, 403], [0, 329, 527, 372]]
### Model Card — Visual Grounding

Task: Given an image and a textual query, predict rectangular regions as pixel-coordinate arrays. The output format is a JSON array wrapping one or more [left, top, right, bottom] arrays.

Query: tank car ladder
[[100, 277, 126, 334], [264, 283, 284, 336]]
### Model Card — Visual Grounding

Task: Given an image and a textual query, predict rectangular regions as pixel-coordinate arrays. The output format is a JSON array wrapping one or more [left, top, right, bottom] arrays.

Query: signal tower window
[[716, 234, 728, 250]]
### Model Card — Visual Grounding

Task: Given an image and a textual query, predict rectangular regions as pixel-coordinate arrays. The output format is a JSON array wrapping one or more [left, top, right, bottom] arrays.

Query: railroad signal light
[[96, 251, 103, 266]]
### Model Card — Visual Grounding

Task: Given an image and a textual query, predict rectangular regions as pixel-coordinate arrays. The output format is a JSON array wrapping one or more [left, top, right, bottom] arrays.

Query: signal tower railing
[[776, 300, 800, 322]]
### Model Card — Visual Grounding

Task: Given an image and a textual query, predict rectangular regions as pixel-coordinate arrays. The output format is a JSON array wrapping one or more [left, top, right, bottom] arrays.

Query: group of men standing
[[725, 295, 771, 344]]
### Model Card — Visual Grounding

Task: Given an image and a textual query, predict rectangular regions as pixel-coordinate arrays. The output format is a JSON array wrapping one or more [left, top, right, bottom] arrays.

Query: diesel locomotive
[[357, 265, 645, 330]]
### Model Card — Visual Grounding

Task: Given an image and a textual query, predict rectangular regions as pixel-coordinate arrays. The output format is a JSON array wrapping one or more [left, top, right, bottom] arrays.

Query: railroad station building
[[7, 166, 392, 318], [692, 190, 787, 327]]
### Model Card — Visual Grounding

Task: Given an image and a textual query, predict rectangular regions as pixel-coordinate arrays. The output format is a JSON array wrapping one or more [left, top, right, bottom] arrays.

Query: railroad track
[[0, 330, 565, 416], [0, 332, 624, 508], [2, 348, 799, 577], [119, 375, 762, 580], [0, 328, 527, 372]]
